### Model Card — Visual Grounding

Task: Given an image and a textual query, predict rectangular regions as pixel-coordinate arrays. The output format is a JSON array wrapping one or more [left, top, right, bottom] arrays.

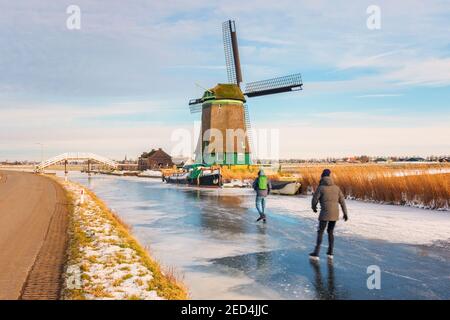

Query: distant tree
[[358, 155, 370, 163]]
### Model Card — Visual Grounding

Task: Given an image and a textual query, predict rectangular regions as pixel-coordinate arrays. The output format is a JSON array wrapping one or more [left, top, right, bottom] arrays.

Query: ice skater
[[309, 169, 348, 261], [253, 169, 272, 223]]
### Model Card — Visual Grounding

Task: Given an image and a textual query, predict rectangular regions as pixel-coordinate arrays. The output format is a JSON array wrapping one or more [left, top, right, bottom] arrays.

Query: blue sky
[[0, 0, 449, 160]]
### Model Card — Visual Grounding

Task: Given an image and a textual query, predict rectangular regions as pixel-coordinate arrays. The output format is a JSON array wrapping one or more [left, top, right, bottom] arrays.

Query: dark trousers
[[314, 220, 336, 255]]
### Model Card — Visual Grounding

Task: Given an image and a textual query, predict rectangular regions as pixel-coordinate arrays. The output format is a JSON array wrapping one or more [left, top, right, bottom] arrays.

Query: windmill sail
[[188, 98, 202, 114], [223, 20, 243, 86], [189, 104, 202, 114], [189, 98, 203, 106], [243, 103, 255, 161], [244, 73, 303, 97]]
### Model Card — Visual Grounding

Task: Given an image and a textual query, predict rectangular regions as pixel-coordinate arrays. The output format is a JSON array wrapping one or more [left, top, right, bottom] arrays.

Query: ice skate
[[309, 252, 320, 261]]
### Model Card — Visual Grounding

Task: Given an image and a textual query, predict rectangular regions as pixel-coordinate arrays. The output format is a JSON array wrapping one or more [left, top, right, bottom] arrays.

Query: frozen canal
[[66, 173, 450, 300]]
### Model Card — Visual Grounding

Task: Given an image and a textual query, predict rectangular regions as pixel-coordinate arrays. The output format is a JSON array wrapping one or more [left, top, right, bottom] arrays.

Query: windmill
[[189, 20, 303, 165]]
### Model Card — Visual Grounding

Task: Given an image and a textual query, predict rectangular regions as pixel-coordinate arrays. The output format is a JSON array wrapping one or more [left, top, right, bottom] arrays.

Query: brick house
[[138, 148, 173, 171]]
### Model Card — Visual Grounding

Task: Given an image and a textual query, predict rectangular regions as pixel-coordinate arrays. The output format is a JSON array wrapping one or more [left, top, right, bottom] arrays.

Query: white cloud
[[0, 125, 190, 161], [253, 124, 450, 159], [337, 50, 401, 70], [0, 100, 183, 122], [385, 58, 450, 87]]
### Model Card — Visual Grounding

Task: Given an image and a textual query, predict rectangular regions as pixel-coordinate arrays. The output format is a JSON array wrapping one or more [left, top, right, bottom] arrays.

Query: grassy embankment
[[60, 179, 188, 300]]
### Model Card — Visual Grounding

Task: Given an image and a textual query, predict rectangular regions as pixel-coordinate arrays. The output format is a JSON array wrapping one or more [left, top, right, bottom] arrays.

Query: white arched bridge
[[35, 152, 118, 172]]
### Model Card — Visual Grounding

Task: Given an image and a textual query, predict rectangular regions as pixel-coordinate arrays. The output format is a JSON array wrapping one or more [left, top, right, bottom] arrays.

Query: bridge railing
[[36, 152, 118, 171]]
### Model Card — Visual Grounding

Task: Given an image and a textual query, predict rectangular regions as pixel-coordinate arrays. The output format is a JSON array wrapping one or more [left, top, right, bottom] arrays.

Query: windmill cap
[[203, 84, 246, 102]]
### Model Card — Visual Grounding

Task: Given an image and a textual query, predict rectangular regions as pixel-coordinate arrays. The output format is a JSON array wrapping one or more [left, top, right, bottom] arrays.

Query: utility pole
[[36, 143, 44, 164], [35, 143, 44, 173]]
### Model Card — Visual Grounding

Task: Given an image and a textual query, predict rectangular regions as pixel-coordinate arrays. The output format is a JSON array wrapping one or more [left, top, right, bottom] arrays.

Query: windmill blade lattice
[[223, 21, 238, 85], [189, 103, 202, 114], [245, 73, 303, 97]]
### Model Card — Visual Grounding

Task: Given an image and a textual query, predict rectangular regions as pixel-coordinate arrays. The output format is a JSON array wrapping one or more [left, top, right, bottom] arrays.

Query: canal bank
[[58, 178, 187, 300], [62, 172, 450, 300]]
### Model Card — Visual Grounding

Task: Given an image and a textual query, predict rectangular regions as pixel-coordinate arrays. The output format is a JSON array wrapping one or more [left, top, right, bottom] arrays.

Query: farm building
[[138, 148, 173, 171]]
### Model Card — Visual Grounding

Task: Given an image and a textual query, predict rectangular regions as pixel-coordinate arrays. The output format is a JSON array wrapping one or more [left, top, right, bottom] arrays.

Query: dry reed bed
[[295, 164, 449, 210], [220, 165, 282, 181], [165, 163, 449, 209]]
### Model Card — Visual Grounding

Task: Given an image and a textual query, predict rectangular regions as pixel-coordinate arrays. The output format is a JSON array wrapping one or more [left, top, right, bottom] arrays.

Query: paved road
[[0, 171, 68, 300]]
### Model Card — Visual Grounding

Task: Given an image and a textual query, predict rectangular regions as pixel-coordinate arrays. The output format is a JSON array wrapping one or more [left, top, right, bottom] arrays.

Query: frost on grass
[[61, 181, 184, 300]]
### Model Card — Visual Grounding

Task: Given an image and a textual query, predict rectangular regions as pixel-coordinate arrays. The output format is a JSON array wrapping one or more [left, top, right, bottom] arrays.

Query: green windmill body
[[194, 83, 251, 165]]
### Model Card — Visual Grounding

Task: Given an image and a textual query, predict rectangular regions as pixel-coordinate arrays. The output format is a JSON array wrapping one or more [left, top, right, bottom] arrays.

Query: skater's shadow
[[309, 260, 337, 300]]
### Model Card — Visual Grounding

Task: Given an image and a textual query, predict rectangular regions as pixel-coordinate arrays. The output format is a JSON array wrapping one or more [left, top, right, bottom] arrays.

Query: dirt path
[[0, 170, 68, 300]]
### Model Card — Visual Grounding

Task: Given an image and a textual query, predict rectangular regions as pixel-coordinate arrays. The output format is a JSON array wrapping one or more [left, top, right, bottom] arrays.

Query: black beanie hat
[[321, 169, 331, 177]]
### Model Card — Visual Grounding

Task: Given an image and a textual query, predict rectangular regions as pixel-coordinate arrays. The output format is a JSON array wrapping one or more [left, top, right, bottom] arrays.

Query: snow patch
[[62, 181, 164, 300]]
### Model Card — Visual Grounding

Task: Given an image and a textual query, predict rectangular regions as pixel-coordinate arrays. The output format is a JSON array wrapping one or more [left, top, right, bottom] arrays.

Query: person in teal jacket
[[252, 169, 272, 223]]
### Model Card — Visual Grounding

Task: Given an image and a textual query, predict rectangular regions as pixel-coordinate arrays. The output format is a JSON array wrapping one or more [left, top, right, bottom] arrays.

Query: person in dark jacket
[[252, 169, 272, 223], [309, 169, 348, 260]]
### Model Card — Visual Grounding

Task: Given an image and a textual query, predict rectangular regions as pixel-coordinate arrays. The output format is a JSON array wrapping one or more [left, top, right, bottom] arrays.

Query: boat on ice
[[222, 179, 252, 188], [137, 169, 163, 178], [223, 178, 300, 195], [270, 181, 301, 195], [164, 164, 222, 187], [164, 164, 300, 193]]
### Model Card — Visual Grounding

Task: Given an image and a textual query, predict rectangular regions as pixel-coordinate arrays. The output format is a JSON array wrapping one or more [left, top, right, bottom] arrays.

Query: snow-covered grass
[[60, 179, 188, 300]]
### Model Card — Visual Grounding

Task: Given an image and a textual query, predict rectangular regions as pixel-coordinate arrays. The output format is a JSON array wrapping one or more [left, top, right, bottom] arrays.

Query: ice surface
[[267, 196, 450, 245], [62, 172, 450, 300]]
